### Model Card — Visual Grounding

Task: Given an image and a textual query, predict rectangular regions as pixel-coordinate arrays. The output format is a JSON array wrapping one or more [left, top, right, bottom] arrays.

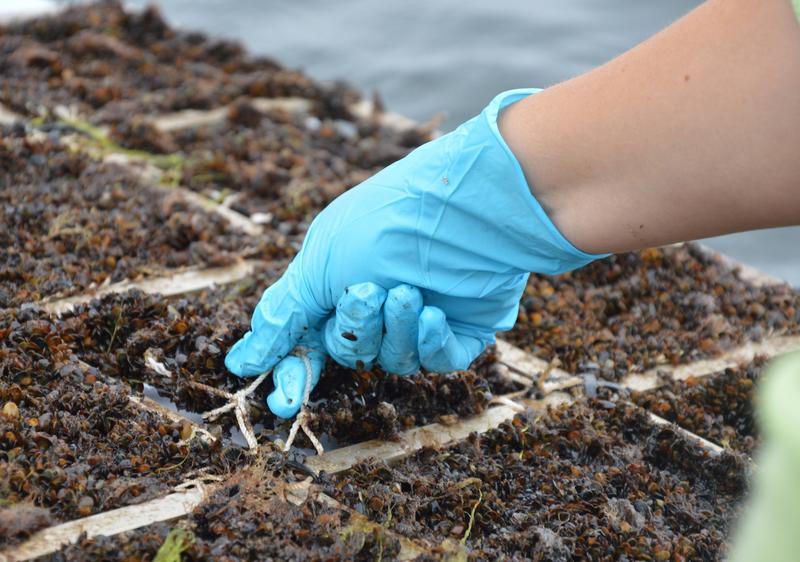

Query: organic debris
[[633, 358, 767, 456], [0, 306, 237, 525], [508, 244, 800, 379], [0, 3, 334, 118], [0, 0, 431, 230], [307, 358, 511, 444], [170, 107, 425, 222], [0, 503, 54, 548], [330, 400, 749, 560], [53, 461, 401, 561], [0, 132, 261, 307]]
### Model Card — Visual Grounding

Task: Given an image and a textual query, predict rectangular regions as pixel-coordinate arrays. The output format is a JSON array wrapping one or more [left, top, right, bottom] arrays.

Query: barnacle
[[0, 3, 796, 559], [331, 401, 748, 560], [507, 245, 800, 380]]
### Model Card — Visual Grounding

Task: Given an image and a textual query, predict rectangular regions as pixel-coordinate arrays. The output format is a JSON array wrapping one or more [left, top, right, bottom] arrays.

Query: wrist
[[482, 89, 611, 268], [496, 93, 590, 253], [497, 98, 556, 215]]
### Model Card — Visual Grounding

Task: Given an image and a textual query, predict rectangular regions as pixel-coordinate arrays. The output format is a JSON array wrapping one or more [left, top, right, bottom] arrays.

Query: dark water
[[14, 0, 800, 285]]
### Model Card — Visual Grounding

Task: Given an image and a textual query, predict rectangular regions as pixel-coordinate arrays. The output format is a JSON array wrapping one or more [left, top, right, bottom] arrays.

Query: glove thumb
[[225, 263, 324, 377]]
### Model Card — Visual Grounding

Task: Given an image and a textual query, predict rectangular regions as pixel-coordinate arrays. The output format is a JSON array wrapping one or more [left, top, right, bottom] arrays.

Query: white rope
[[283, 348, 324, 455], [189, 347, 323, 454], [197, 370, 270, 421], [191, 370, 269, 451]]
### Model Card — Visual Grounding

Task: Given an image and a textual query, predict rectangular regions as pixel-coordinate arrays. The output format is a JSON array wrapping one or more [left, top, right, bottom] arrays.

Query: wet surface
[[331, 401, 749, 561], [506, 244, 800, 380], [633, 358, 766, 457], [0, 132, 258, 307], [0, 4, 789, 558]]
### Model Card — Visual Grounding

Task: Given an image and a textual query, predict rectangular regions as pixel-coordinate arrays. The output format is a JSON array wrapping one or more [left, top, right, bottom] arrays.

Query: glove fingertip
[[342, 282, 388, 315], [267, 392, 301, 420], [267, 357, 305, 419], [378, 285, 423, 376], [324, 282, 387, 369], [385, 284, 423, 311]]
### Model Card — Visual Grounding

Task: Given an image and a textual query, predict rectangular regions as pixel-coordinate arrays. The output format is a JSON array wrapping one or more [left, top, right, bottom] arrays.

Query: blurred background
[[5, 0, 800, 285]]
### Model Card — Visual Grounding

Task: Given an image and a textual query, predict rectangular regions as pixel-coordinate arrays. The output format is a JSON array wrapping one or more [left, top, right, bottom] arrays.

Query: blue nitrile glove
[[226, 88, 609, 418]]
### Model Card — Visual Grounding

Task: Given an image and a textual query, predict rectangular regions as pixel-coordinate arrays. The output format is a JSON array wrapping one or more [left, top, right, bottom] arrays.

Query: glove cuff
[[477, 88, 611, 274]]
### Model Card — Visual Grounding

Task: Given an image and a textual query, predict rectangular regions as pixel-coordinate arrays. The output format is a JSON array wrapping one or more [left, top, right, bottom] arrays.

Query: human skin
[[228, 0, 800, 406], [499, 0, 800, 255]]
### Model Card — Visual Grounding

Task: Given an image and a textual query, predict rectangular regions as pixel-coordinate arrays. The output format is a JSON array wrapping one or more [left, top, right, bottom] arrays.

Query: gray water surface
[[83, 1, 800, 285]]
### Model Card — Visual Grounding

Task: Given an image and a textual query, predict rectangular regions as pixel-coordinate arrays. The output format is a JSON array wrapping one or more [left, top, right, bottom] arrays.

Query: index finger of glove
[[225, 269, 320, 377], [324, 282, 387, 369], [378, 284, 423, 376]]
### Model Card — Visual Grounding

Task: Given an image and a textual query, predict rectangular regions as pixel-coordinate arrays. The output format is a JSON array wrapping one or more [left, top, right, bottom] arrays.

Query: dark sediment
[[49, 461, 400, 562], [171, 104, 425, 222], [506, 244, 800, 380], [0, 132, 265, 308], [54, 282, 519, 449], [0, 306, 237, 530], [307, 351, 519, 445], [0, 2, 338, 118], [330, 401, 749, 561], [0, 1, 431, 228], [633, 359, 766, 456]]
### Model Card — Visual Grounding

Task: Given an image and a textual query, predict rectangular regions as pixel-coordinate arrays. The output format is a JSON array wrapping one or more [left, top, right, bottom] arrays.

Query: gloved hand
[[225, 88, 607, 418]]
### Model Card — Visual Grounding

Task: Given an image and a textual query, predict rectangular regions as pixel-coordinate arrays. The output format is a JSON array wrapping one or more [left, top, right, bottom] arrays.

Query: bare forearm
[[500, 0, 800, 254]]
